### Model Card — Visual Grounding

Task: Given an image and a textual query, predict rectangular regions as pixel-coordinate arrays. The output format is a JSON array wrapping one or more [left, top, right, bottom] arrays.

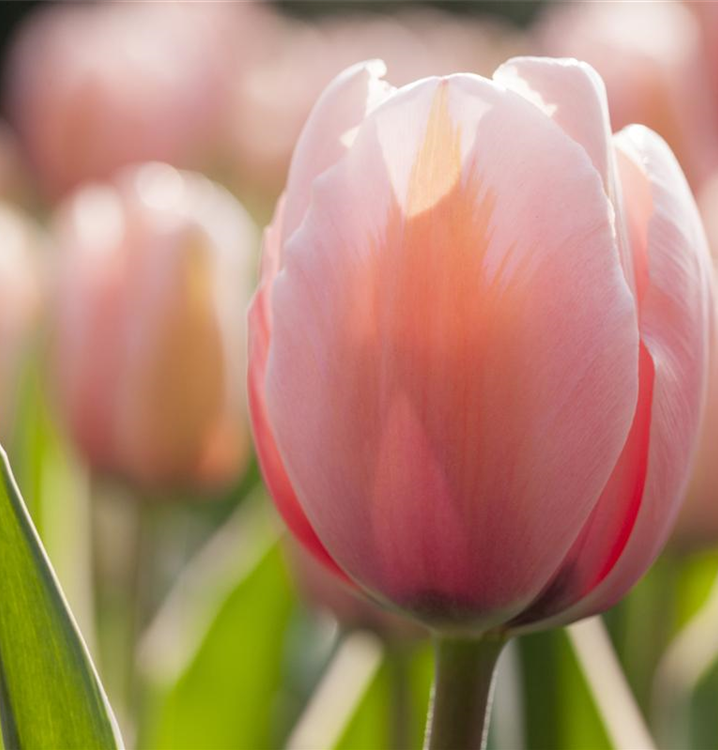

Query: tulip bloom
[[54, 163, 256, 489], [250, 58, 713, 635]]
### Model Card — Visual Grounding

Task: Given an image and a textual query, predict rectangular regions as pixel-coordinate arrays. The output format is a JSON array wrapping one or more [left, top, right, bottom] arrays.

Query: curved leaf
[[0, 447, 121, 750]]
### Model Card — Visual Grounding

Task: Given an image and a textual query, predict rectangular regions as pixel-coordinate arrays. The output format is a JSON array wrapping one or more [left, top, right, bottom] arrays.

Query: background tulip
[[250, 57, 713, 634], [53, 163, 257, 489], [5, 2, 235, 200]]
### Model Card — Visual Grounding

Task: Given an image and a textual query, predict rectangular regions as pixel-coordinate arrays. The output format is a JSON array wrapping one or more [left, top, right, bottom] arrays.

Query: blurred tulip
[[225, 9, 525, 204], [53, 163, 256, 489], [5, 2, 239, 199], [538, 0, 718, 189], [691, 1, 718, 116], [673, 176, 718, 550], [249, 58, 713, 633], [0, 203, 43, 438]]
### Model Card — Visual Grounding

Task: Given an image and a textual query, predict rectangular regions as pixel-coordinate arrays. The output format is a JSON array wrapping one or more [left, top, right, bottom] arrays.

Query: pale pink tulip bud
[[249, 59, 713, 632], [5, 2, 233, 199], [53, 163, 257, 489], [538, 0, 718, 189], [0, 203, 43, 438]]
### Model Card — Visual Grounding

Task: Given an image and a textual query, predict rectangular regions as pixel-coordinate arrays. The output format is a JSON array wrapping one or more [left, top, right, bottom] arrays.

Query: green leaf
[[138, 496, 297, 750], [519, 628, 610, 750], [0, 448, 121, 750]]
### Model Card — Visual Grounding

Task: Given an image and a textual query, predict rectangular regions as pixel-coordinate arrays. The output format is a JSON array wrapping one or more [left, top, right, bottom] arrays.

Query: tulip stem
[[424, 632, 506, 750]]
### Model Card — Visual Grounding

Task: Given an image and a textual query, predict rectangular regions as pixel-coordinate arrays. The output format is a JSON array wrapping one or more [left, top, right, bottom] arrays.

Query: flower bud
[[53, 163, 256, 489], [249, 59, 713, 633], [6, 3, 233, 199]]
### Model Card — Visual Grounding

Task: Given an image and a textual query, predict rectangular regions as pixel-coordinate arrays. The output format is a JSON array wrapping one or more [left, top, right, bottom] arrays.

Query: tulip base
[[424, 633, 506, 750]]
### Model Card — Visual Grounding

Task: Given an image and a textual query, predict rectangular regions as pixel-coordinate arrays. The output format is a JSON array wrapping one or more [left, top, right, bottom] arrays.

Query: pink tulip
[[6, 2, 237, 199], [249, 58, 713, 632], [53, 163, 257, 489], [0, 203, 43, 438], [538, 0, 718, 190]]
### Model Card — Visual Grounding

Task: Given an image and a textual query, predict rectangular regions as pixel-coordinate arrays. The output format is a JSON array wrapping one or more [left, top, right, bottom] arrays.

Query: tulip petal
[[282, 60, 393, 245], [493, 56, 636, 294], [266, 74, 638, 626], [494, 56, 613, 193], [517, 126, 713, 631], [248, 198, 347, 579]]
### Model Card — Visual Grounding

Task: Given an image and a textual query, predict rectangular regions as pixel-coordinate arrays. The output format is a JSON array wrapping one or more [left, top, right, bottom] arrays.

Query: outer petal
[[494, 57, 613, 192], [281, 59, 393, 245], [247, 198, 346, 578], [518, 126, 713, 631], [266, 74, 638, 628], [493, 56, 635, 294], [53, 185, 131, 472]]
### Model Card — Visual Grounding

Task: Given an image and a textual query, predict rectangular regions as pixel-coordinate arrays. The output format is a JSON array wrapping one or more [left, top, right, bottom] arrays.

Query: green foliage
[[139, 502, 297, 750], [335, 642, 432, 750], [520, 628, 610, 750], [0, 449, 121, 750]]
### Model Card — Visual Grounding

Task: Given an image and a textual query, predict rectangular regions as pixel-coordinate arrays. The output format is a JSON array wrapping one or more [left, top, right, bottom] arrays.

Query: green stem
[[424, 633, 506, 750]]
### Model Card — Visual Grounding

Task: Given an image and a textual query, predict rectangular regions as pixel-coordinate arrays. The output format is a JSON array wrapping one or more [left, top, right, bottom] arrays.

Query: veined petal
[[281, 59, 394, 245], [493, 56, 636, 294], [494, 56, 613, 192], [517, 126, 713, 631], [266, 74, 638, 627], [247, 199, 346, 578]]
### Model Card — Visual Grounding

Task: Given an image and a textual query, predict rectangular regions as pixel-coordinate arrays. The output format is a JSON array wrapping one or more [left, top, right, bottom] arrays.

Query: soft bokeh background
[[0, 2, 717, 749]]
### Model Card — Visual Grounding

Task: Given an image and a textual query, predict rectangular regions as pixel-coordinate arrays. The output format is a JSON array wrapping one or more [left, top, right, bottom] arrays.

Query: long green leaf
[[0, 447, 121, 750]]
